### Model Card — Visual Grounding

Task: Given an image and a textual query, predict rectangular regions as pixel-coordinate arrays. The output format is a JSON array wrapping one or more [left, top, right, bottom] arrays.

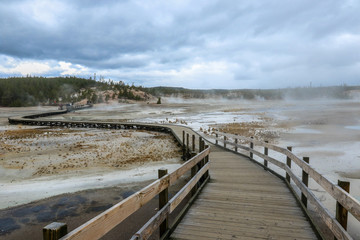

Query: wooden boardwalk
[[169, 127, 318, 240]]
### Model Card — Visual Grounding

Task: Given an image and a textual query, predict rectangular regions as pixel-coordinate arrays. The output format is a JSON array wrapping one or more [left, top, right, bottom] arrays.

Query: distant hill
[[0, 77, 151, 107], [1, 77, 359, 107], [146, 85, 360, 100]]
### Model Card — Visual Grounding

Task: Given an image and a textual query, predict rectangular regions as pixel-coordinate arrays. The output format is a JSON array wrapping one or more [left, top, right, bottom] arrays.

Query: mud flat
[[0, 107, 183, 239], [0, 125, 181, 209]]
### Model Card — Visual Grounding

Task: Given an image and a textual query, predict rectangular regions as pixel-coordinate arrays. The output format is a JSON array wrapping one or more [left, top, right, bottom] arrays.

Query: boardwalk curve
[[170, 147, 317, 239]]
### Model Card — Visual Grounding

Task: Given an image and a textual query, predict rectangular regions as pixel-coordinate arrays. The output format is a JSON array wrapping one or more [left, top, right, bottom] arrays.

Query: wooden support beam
[[182, 131, 185, 160], [199, 140, 205, 184], [286, 146, 292, 183], [204, 145, 209, 179], [235, 138, 238, 152], [158, 169, 169, 237], [190, 152, 198, 196], [264, 141, 268, 170], [336, 180, 350, 235], [301, 157, 309, 208], [43, 222, 67, 240], [198, 136, 202, 153], [186, 133, 189, 159], [224, 136, 227, 148], [192, 134, 195, 152], [249, 137, 254, 159]]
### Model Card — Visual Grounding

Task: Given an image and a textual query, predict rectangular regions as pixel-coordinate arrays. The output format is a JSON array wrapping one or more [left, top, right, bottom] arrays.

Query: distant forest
[[0, 76, 359, 107], [0, 76, 146, 107]]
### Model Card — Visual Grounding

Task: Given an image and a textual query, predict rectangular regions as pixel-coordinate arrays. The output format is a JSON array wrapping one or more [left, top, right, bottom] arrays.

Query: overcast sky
[[0, 0, 359, 89]]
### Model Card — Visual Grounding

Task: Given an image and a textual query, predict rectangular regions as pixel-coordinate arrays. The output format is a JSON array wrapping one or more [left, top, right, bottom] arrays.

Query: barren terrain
[[0, 109, 182, 210], [48, 98, 360, 237], [1, 98, 359, 238]]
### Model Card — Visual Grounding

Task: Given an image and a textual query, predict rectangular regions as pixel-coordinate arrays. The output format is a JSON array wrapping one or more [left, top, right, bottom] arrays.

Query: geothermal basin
[[0, 98, 359, 238]]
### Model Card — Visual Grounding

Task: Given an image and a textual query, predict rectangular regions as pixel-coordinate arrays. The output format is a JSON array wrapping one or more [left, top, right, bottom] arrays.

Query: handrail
[[59, 146, 210, 240], [131, 162, 210, 240], [214, 131, 359, 240], [216, 131, 360, 220]]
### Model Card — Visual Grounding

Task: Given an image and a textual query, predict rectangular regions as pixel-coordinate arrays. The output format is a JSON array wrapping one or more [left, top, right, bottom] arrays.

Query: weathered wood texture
[[336, 181, 350, 231], [43, 222, 67, 240], [170, 150, 318, 240], [302, 157, 310, 208], [263, 140, 268, 169], [213, 131, 358, 240], [158, 169, 169, 237], [286, 146, 292, 183], [130, 136, 210, 240], [59, 138, 209, 240], [214, 132, 360, 224]]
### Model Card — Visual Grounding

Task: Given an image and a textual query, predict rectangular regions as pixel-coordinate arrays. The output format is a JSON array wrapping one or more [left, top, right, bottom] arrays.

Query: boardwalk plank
[[180, 214, 314, 232], [174, 224, 316, 240]]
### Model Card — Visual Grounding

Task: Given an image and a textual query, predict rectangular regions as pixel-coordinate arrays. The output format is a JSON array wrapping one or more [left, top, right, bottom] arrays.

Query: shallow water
[[290, 126, 322, 134], [345, 125, 360, 130]]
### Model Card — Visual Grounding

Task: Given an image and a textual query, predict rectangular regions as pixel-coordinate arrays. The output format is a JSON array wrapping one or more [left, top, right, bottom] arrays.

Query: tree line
[[1, 76, 358, 107], [0, 76, 146, 107]]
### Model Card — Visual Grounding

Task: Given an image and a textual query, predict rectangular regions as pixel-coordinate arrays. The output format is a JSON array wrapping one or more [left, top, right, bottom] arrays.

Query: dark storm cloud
[[0, 0, 359, 88]]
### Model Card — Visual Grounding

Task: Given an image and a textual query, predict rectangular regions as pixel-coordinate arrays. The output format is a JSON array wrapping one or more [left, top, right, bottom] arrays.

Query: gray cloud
[[0, 0, 359, 88]]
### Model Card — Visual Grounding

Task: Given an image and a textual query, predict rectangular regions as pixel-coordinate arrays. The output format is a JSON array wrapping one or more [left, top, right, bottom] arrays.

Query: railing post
[[249, 137, 254, 159], [336, 180, 350, 234], [215, 133, 218, 145], [192, 134, 195, 152], [224, 136, 227, 148], [235, 137, 238, 152], [200, 140, 205, 152], [204, 144, 209, 179], [201, 140, 205, 164], [199, 140, 204, 169], [199, 140, 205, 183], [286, 146, 292, 183], [264, 141, 268, 170], [198, 136, 202, 152], [158, 168, 168, 237], [191, 150, 199, 196], [186, 133, 189, 159], [182, 131, 185, 160], [43, 222, 67, 240], [301, 157, 310, 208]]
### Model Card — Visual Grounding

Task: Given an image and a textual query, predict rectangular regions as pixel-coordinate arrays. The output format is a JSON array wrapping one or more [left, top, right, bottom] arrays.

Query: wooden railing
[[43, 131, 210, 240], [213, 131, 359, 240]]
